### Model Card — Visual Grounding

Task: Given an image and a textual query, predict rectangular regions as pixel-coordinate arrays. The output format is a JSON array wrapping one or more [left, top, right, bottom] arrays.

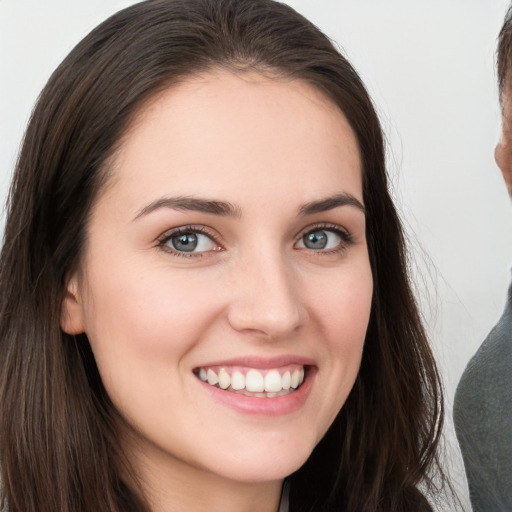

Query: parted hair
[[0, 1, 443, 511]]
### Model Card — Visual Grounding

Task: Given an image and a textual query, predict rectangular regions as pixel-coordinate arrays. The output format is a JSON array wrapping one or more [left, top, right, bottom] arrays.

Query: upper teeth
[[197, 367, 305, 394]]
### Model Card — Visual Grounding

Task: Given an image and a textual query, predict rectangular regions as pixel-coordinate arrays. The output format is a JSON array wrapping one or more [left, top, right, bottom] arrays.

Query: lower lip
[[196, 367, 316, 416]]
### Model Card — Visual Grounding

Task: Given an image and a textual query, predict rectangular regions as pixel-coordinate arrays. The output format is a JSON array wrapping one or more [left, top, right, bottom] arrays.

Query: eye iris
[[172, 233, 198, 252], [304, 230, 328, 250]]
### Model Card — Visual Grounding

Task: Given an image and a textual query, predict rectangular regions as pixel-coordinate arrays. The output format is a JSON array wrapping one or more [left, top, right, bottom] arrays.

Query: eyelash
[[156, 223, 353, 258], [296, 223, 354, 255], [157, 225, 223, 258]]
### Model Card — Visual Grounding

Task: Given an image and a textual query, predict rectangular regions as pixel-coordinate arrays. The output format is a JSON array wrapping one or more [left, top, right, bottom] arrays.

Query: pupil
[[172, 233, 198, 252], [304, 230, 327, 249]]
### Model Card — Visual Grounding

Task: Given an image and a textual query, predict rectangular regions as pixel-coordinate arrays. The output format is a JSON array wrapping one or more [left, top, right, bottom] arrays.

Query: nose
[[227, 249, 307, 339]]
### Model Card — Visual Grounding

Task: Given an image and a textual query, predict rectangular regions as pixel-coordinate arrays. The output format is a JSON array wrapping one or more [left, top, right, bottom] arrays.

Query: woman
[[0, 0, 444, 510]]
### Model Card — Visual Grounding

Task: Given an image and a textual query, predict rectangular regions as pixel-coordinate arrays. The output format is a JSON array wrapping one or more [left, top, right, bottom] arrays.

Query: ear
[[60, 273, 86, 335], [495, 141, 512, 197]]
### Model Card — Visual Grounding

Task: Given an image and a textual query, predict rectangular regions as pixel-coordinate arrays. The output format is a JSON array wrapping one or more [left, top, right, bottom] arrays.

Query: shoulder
[[454, 309, 512, 416]]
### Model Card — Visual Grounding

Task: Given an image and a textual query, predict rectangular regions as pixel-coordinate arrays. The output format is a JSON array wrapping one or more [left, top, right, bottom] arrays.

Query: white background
[[1, 1, 511, 509]]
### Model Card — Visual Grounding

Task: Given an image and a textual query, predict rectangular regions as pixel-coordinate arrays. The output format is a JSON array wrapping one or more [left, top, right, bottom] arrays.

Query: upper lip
[[194, 355, 316, 370]]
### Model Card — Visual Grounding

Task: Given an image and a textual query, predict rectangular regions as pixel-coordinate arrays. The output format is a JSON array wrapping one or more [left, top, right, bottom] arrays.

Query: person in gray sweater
[[453, 6, 512, 512]]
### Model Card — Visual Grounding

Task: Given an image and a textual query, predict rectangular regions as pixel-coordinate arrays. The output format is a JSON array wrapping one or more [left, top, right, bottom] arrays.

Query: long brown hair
[[0, 1, 444, 510]]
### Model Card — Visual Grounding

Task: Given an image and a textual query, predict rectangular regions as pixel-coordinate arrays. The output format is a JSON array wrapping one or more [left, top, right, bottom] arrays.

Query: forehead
[[101, 70, 362, 212], [130, 69, 357, 144]]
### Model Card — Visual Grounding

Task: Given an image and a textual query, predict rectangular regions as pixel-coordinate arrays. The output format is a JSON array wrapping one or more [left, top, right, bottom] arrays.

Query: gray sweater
[[453, 276, 512, 512]]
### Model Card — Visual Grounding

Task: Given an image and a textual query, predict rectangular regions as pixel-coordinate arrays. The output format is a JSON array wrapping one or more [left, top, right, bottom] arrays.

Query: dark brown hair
[[498, 4, 512, 97], [0, 1, 444, 510]]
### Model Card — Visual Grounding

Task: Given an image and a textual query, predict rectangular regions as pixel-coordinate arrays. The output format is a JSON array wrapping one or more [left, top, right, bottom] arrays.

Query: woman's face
[[62, 70, 373, 488]]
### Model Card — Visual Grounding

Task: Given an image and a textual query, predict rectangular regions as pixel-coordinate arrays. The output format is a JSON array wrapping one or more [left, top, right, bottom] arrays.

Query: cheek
[[312, 262, 372, 396], [304, 263, 372, 435], [80, 262, 223, 386], [80, 264, 224, 426], [86, 264, 213, 335], [313, 264, 373, 349]]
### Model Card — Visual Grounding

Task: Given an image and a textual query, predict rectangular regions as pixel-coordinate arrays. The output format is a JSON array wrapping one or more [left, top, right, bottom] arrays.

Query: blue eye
[[163, 229, 217, 254], [297, 228, 345, 251]]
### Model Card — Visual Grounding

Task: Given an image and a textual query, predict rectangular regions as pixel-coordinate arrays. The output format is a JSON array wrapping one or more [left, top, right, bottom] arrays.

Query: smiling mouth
[[194, 365, 306, 398]]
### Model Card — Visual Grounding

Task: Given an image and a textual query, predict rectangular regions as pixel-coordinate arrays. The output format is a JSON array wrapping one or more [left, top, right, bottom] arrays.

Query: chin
[[205, 436, 317, 484]]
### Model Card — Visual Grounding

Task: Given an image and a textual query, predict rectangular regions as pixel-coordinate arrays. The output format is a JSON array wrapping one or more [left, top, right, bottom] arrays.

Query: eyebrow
[[133, 192, 365, 221], [298, 193, 366, 216], [133, 196, 242, 221]]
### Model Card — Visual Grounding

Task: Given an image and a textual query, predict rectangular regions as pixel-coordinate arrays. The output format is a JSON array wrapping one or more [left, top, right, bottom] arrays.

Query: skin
[[61, 70, 373, 512], [495, 89, 512, 196]]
